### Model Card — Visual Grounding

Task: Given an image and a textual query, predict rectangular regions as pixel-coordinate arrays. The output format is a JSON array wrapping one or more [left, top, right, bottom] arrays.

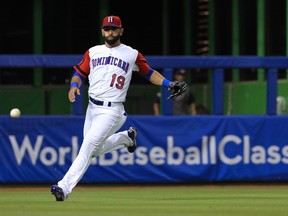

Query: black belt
[[89, 97, 112, 107]]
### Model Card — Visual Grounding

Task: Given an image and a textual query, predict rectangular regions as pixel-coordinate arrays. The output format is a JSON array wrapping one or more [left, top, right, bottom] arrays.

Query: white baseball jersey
[[74, 44, 151, 102]]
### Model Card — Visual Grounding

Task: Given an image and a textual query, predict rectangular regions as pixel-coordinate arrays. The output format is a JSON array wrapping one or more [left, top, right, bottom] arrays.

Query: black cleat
[[51, 185, 67, 201], [127, 127, 137, 153]]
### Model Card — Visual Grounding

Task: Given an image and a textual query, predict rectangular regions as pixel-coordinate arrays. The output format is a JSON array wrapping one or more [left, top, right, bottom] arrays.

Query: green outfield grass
[[0, 185, 288, 216]]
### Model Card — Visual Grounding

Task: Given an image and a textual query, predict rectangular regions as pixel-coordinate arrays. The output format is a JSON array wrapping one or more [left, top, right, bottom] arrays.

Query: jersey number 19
[[110, 74, 125, 90]]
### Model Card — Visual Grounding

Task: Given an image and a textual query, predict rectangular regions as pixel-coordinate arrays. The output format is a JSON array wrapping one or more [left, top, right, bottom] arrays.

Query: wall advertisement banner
[[1, 116, 288, 183]]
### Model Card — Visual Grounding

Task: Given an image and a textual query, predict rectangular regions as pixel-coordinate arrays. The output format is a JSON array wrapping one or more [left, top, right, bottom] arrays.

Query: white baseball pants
[[58, 101, 132, 195]]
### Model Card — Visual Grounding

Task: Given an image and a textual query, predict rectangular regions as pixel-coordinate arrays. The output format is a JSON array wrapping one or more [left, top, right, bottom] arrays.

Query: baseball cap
[[102, 15, 122, 28]]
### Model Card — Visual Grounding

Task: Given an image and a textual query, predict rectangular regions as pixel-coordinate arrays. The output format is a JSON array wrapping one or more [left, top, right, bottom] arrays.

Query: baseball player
[[51, 15, 187, 201]]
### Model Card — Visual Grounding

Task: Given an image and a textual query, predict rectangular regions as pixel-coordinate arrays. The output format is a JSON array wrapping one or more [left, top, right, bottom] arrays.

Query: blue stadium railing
[[1, 55, 288, 115]]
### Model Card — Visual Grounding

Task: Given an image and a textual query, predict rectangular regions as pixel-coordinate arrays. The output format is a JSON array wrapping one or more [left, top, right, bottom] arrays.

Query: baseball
[[10, 108, 21, 118]]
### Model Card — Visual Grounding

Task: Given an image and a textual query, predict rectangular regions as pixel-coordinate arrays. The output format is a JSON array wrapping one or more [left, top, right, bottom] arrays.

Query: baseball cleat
[[51, 185, 67, 201], [127, 127, 137, 153]]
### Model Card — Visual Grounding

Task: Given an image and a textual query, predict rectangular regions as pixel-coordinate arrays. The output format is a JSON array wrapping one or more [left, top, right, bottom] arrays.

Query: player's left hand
[[68, 87, 81, 102], [167, 80, 187, 99]]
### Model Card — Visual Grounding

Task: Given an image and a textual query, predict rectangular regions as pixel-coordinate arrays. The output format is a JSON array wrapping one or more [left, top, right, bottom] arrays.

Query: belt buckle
[[103, 101, 112, 107]]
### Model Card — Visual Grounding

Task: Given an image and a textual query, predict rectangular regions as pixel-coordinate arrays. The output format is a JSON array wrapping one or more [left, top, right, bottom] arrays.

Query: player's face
[[102, 27, 123, 46]]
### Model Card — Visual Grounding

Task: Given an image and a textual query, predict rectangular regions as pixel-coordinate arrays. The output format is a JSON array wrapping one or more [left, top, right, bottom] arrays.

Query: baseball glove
[[167, 80, 187, 99]]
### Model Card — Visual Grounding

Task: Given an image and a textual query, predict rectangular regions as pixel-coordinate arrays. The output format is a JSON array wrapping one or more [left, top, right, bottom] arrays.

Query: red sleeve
[[135, 52, 152, 76], [73, 50, 90, 78]]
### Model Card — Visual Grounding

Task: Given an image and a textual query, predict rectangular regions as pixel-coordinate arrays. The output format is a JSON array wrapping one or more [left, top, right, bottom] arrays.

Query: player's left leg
[[95, 126, 137, 156]]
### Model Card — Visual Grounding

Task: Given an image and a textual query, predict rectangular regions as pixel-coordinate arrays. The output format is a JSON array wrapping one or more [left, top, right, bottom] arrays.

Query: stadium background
[[1, 0, 288, 115], [1, 0, 288, 180]]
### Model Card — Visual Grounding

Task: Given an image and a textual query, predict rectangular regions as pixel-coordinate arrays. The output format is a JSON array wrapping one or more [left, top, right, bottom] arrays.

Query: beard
[[104, 34, 121, 46]]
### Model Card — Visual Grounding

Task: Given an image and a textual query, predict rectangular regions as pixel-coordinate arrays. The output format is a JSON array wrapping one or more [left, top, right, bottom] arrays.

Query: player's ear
[[101, 29, 105, 36], [120, 28, 124, 36]]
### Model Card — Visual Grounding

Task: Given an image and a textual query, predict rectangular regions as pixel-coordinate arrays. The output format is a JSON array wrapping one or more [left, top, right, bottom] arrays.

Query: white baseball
[[10, 108, 21, 118]]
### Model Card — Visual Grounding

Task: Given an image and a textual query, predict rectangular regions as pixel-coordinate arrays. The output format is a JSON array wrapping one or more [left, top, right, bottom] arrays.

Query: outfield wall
[[1, 115, 288, 183]]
